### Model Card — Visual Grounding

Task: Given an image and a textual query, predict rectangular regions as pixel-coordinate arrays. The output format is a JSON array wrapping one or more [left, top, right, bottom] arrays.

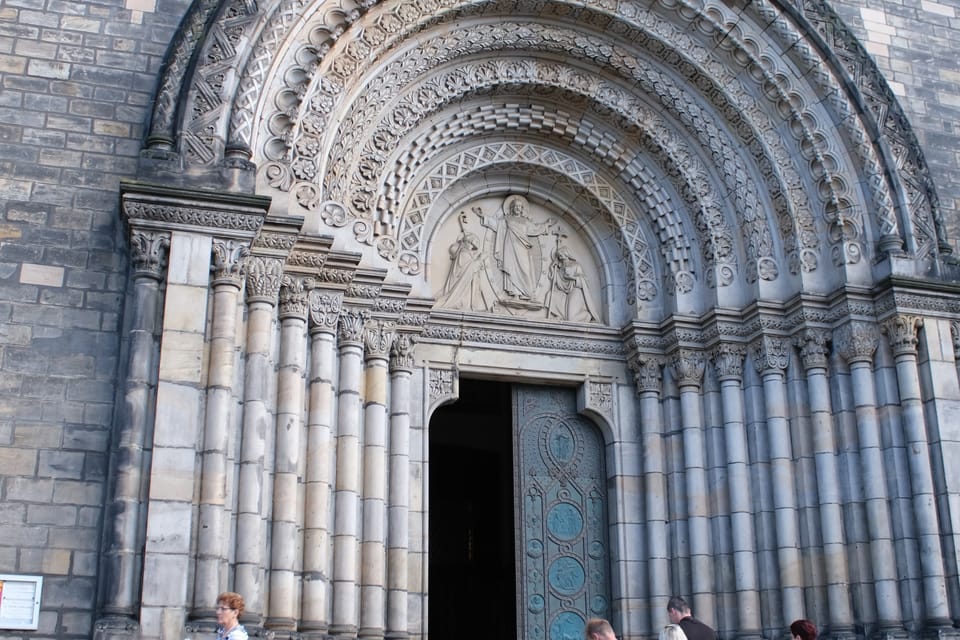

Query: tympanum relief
[[432, 195, 601, 323]]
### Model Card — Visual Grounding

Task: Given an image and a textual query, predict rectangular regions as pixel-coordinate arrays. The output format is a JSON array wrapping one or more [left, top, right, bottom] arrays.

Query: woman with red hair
[[790, 619, 818, 640]]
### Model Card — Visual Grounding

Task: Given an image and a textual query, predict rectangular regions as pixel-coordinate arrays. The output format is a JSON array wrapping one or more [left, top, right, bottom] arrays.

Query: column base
[[93, 616, 140, 640], [822, 625, 858, 640], [870, 623, 910, 640], [923, 621, 960, 640]]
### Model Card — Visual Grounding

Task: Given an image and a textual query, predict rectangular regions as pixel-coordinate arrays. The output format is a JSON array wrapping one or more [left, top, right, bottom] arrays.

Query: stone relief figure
[[545, 235, 599, 323], [436, 209, 496, 311], [433, 194, 601, 323], [478, 194, 556, 302]]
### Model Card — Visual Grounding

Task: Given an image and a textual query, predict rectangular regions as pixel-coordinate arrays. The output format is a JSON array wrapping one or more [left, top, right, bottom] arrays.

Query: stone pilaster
[[671, 349, 714, 619], [235, 255, 284, 623], [97, 230, 170, 638], [835, 321, 905, 635], [711, 343, 762, 640], [193, 239, 248, 619], [628, 354, 669, 634], [751, 335, 803, 623], [794, 329, 856, 640], [267, 275, 311, 631], [882, 316, 953, 632], [301, 289, 344, 637], [386, 333, 416, 640], [331, 308, 367, 639]]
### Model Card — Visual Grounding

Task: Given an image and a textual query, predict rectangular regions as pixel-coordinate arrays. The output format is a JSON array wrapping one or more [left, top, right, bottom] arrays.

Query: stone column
[[267, 276, 311, 630], [235, 256, 284, 622], [835, 321, 904, 634], [360, 319, 396, 640], [332, 309, 367, 639], [630, 355, 669, 634], [795, 330, 855, 639], [711, 343, 761, 640], [97, 230, 169, 634], [881, 315, 952, 630], [141, 231, 214, 640], [672, 349, 715, 622], [193, 240, 248, 617], [751, 335, 803, 624], [301, 290, 343, 637], [387, 334, 416, 640]]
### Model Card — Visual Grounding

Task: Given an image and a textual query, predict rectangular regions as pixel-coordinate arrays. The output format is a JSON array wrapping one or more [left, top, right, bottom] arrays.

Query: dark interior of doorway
[[429, 378, 517, 640]]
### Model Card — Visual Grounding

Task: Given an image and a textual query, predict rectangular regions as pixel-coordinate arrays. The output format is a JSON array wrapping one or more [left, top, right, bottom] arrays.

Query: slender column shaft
[[194, 240, 247, 615], [883, 316, 951, 626], [712, 344, 760, 637], [101, 230, 169, 619], [360, 320, 395, 640], [387, 335, 415, 640], [267, 277, 310, 629], [836, 322, 903, 629], [796, 331, 854, 634], [752, 337, 803, 622], [332, 310, 367, 637], [631, 355, 668, 633], [235, 256, 284, 621], [672, 350, 715, 621], [302, 291, 343, 634]]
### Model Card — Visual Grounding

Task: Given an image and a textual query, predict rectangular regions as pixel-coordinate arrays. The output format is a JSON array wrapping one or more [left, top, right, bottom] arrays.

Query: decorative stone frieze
[[834, 322, 880, 364]]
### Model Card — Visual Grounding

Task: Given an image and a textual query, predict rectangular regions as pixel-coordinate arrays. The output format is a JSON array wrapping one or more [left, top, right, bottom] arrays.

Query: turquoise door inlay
[[514, 385, 611, 640]]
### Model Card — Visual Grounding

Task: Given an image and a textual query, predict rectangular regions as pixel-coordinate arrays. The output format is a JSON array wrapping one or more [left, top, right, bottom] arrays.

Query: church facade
[[1, 2, 960, 640]]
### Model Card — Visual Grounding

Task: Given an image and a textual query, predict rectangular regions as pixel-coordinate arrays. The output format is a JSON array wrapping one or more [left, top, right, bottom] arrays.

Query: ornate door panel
[[514, 385, 611, 640]]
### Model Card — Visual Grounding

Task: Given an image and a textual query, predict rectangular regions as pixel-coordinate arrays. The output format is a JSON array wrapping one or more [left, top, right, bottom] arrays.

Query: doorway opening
[[428, 378, 517, 640]]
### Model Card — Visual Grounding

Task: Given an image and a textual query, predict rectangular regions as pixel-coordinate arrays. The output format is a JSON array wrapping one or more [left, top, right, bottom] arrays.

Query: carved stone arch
[[394, 143, 673, 323], [149, 0, 947, 273]]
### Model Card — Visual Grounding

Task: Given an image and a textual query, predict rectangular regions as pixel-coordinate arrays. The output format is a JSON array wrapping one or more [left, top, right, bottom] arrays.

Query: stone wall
[[0, 1, 957, 638]]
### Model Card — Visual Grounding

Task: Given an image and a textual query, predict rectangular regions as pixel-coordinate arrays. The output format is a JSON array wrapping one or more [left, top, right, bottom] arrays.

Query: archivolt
[[150, 0, 943, 267]]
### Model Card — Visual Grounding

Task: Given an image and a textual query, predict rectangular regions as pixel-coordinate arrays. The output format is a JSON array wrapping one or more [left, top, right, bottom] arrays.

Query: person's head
[[790, 619, 817, 640], [660, 624, 689, 640], [667, 596, 692, 624], [585, 618, 616, 640], [216, 592, 244, 628]]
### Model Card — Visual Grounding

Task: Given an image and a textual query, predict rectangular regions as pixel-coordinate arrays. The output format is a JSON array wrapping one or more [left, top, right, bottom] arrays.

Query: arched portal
[[102, 2, 960, 640]]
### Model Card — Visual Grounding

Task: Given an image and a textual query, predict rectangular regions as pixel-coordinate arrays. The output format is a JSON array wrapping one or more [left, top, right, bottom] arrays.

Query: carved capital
[[279, 275, 311, 320], [834, 321, 879, 364], [952, 320, 960, 360], [309, 290, 343, 334], [338, 309, 367, 345], [364, 318, 397, 360], [245, 256, 284, 304], [711, 343, 746, 381], [628, 354, 663, 394], [881, 315, 923, 357], [211, 239, 248, 286], [390, 333, 417, 372], [795, 329, 830, 371], [129, 230, 170, 279], [588, 381, 613, 413], [429, 367, 457, 409], [752, 336, 789, 375], [672, 349, 705, 389]]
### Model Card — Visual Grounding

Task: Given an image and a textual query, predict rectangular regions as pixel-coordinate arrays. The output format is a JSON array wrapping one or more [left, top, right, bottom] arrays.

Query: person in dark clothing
[[790, 619, 817, 640], [667, 596, 717, 640]]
